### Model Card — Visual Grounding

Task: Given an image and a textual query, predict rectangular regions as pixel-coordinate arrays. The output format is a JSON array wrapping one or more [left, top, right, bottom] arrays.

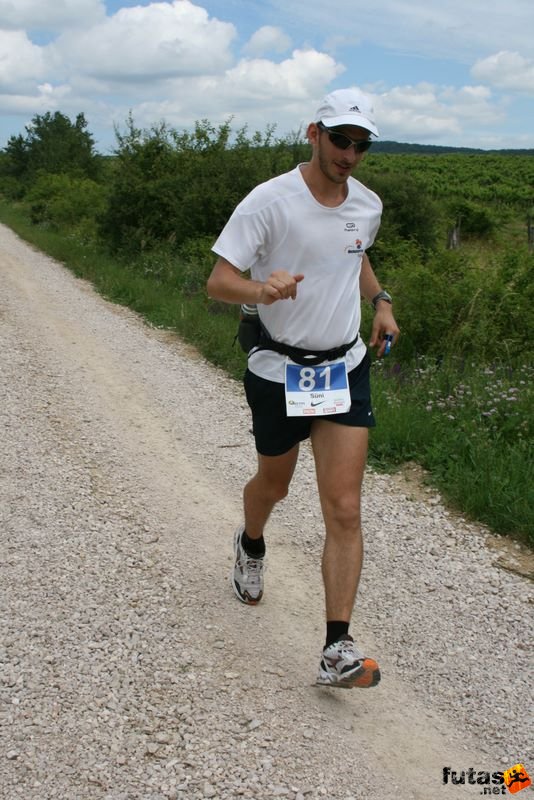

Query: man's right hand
[[258, 271, 305, 305]]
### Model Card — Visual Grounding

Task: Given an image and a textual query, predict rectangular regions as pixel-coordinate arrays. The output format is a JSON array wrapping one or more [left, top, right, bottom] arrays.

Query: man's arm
[[359, 254, 400, 357], [207, 257, 304, 306], [207, 258, 262, 304], [359, 253, 385, 304]]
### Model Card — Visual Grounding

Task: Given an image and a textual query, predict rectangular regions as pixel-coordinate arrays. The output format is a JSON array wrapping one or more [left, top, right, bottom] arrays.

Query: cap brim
[[321, 114, 379, 137]]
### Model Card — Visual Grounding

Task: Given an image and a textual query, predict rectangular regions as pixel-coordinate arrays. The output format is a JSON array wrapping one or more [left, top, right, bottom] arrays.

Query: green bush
[[365, 235, 533, 363], [99, 117, 308, 255], [25, 172, 108, 242], [447, 199, 495, 237], [361, 168, 443, 252], [175, 235, 220, 295]]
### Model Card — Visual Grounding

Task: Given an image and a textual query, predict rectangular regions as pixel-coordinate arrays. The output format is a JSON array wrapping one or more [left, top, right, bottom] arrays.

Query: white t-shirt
[[212, 164, 382, 383]]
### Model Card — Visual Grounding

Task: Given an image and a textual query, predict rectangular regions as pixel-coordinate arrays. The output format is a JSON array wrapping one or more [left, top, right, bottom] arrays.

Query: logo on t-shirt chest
[[345, 238, 364, 255]]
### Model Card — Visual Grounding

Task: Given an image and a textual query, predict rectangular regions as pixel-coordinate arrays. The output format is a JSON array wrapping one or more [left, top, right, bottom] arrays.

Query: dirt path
[[1, 224, 532, 800]]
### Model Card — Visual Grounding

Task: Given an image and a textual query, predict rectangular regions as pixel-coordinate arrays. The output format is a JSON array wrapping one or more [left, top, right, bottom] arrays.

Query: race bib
[[284, 358, 351, 417]]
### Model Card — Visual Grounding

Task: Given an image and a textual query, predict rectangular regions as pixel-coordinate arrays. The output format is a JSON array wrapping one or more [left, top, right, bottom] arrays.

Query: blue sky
[[1, 0, 533, 153]]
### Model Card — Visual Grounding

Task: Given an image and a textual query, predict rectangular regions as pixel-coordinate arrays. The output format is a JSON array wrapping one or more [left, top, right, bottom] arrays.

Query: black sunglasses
[[317, 121, 373, 153]]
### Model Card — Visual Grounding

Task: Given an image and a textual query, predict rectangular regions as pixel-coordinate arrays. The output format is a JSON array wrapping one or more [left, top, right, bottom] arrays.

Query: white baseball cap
[[315, 88, 379, 137]]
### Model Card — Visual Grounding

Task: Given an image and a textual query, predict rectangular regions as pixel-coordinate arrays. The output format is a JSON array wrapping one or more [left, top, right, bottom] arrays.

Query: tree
[[1, 111, 99, 191]]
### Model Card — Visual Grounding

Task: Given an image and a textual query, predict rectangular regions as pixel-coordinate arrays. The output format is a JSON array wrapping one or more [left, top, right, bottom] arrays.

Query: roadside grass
[[370, 358, 533, 542], [1, 200, 532, 545]]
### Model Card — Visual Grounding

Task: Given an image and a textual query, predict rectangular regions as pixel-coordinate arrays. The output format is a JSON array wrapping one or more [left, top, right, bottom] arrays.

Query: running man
[[207, 88, 399, 688]]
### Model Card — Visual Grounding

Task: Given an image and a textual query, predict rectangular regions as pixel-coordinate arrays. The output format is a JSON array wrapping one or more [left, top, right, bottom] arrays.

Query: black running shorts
[[244, 351, 376, 457]]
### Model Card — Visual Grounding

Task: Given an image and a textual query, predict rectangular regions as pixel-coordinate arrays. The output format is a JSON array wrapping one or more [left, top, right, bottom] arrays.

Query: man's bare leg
[[232, 445, 300, 605], [311, 422, 368, 621], [243, 445, 300, 538], [311, 422, 379, 687]]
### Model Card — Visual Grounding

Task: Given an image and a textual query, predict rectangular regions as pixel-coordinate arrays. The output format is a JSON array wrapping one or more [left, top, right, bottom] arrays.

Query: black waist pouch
[[256, 330, 359, 366], [235, 306, 358, 366], [236, 305, 262, 352]]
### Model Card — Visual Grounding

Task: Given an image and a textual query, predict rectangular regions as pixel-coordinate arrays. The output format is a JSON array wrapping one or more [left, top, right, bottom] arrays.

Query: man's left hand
[[369, 306, 400, 358]]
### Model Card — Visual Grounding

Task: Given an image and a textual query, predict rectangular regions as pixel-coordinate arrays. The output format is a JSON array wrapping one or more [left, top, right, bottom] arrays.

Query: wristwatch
[[372, 290, 393, 310]]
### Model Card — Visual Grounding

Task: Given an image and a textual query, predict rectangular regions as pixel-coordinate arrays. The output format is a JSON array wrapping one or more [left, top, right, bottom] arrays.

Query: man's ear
[[307, 122, 320, 146]]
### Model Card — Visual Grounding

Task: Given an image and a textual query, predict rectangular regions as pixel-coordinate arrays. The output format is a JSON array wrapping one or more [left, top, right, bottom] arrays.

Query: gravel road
[[1, 223, 532, 800]]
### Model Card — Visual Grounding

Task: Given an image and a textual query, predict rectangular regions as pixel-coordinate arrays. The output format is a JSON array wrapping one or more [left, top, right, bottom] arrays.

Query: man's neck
[[299, 162, 349, 207]]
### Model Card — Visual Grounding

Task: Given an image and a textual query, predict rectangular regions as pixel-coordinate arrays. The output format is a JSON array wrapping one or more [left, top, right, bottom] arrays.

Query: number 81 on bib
[[284, 358, 351, 417]]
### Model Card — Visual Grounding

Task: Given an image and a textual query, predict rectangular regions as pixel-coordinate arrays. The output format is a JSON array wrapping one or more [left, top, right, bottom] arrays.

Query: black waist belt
[[255, 329, 359, 367]]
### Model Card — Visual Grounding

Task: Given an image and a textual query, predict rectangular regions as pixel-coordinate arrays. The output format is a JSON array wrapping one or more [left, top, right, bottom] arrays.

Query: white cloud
[[110, 48, 344, 135], [0, 31, 48, 92], [224, 49, 342, 101], [243, 26, 292, 56], [376, 85, 461, 139], [49, 1, 237, 83], [471, 51, 534, 94], [0, 0, 105, 31], [0, 83, 72, 115], [375, 83, 503, 143]]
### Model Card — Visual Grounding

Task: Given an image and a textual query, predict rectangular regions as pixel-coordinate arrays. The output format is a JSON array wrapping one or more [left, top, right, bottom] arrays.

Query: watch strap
[[372, 290, 392, 310]]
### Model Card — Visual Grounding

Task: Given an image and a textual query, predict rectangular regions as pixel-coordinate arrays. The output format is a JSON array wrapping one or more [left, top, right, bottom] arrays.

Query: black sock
[[241, 529, 266, 559], [325, 621, 350, 649]]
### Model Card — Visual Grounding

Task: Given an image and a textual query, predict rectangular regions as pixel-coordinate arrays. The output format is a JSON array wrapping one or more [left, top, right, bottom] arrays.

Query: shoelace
[[238, 555, 264, 583], [332, 640, 364, 661]]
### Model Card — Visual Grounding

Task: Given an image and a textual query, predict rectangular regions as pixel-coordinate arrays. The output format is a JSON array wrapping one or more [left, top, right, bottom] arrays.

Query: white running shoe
[[232, 526, 264, 605], [316, 635, 381, 689]]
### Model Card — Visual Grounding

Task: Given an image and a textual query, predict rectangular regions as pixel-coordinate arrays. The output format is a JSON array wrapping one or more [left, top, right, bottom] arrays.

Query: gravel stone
[[0, 223, 532, 800]]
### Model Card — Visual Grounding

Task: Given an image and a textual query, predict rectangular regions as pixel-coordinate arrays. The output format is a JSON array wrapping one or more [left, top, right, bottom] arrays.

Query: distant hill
[[372, 141, 534, 156]]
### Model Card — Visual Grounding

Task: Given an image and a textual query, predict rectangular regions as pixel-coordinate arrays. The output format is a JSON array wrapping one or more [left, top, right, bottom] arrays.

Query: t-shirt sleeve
[[366, 195, 382, 249], [212, 192, 270, 273]]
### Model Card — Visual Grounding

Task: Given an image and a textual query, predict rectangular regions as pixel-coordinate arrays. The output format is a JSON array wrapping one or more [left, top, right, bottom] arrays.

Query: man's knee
[[262, 475, 291, 504], [323, 495, 362, 532], [252, 447, 298, 504], [247, 471, 291, 505]]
